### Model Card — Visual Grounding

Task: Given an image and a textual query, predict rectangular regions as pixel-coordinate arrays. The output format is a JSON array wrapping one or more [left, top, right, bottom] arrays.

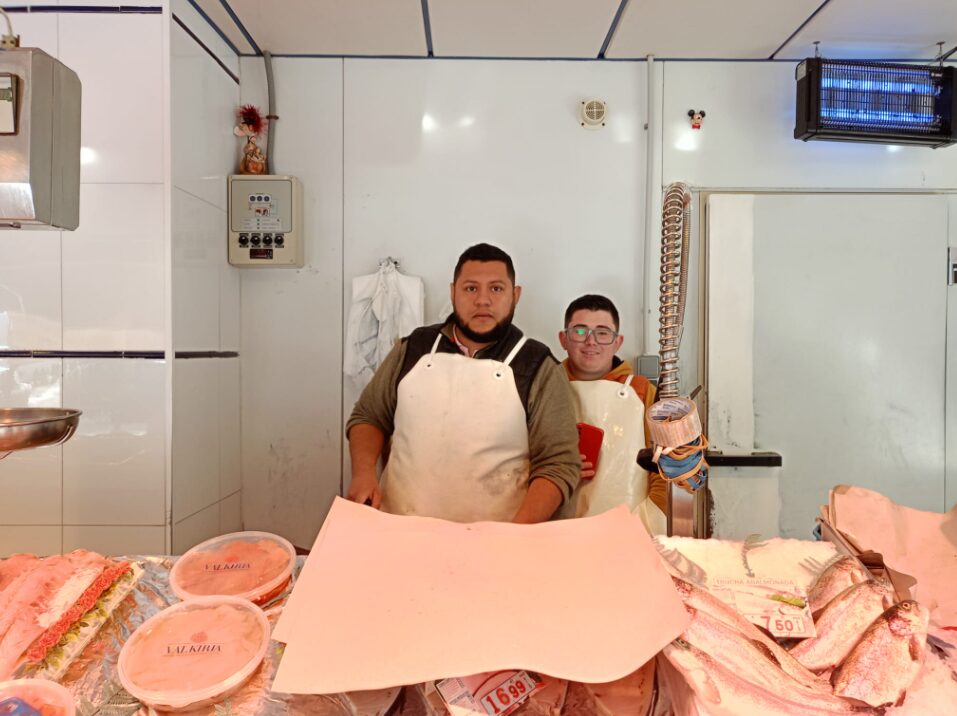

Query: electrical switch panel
[[227, 175, 303, 268]]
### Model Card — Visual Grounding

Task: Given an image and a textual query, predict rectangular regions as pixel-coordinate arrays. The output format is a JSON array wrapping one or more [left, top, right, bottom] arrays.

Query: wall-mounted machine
[[794, 58, 956, 148], [227, 174, 303, 268], [0, 42, 81, 229]]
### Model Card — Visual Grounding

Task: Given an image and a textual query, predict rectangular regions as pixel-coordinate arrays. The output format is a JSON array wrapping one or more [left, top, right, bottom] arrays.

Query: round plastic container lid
[[169, 531, 295, 604], [117, 596, 270, 711], [0, 678, 76, 716]]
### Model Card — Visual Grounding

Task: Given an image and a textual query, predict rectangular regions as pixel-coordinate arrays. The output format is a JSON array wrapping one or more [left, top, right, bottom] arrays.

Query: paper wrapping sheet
[[272, 498, 690, 695], [829, 485, 957, 627]]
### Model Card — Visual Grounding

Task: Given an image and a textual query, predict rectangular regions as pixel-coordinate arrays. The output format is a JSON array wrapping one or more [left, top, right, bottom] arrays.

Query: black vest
[[397, 323, 556, 417]]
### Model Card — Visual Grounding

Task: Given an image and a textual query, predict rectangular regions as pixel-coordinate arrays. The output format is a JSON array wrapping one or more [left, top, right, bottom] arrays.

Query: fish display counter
[[1, 507, 955, 716]]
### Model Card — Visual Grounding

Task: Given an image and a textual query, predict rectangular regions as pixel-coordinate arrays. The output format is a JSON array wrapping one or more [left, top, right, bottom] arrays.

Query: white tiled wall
[[0, 359, 62, 527], [0, 4, 241, 558], [62, 358, 167, 526], [62, 184, 166, 351], [0, 233, 62, 350], [58, 12, 165, 185], [169, 0, 242, 553]]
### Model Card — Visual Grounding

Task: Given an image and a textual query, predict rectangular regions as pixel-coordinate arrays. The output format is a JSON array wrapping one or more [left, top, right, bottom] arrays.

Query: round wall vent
[[580, 98, 607, 128]]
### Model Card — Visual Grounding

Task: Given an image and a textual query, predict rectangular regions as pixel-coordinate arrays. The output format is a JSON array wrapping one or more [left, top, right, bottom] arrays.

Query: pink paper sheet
[[271, 498, 689, 694], [830, 485, 957, 627]]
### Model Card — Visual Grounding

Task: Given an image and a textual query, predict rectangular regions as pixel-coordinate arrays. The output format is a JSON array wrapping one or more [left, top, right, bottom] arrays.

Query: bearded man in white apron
[[346, 244, 581, 524], [557, 295, 691, 535]]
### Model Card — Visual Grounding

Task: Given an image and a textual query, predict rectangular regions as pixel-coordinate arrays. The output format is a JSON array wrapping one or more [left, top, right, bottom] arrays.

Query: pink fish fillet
[[0, 554, 40, 593], [0, 550, 111, 678]]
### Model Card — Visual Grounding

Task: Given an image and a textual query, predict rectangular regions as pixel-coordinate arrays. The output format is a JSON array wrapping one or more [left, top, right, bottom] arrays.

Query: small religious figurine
[[234, 105, 268, 174]]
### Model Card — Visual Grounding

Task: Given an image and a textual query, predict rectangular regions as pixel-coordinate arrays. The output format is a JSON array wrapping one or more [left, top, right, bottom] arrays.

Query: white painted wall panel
[[344, 59, 646, 359], [749, 194, 947, 536], [704, 195, 781, 540], [239, 58, 344, 549], [662, 62, 957, 191]]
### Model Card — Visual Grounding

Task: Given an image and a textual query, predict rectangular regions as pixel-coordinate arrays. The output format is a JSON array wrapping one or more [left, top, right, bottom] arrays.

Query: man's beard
[[451, 305, 515, 345]]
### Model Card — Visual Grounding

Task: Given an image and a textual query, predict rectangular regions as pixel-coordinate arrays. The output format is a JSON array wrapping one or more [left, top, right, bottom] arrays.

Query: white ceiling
[[191, 0, 957, 61]]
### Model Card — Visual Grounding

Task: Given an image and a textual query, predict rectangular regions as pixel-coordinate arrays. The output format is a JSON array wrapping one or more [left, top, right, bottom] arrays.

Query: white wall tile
[[0, 527, 61, 557], [63, 525, 166, 556], [220, 261, 240, 351], [0, 359, 62, 525], [63, 359, 166, 525], [220, 491, 242, 534], [172, 500, 219, 554], [0, 232, 62, 350], [172, 189, 221, 351], [171, 17, 238, 210], [62, 184, 165, 351], [58, 12, 164, 184], [172, 358, 219, 521], [219, 358, 240, 497]]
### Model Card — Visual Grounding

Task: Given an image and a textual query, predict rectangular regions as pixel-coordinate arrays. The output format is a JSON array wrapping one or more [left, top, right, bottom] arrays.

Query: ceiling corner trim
[[219, 0, 262, 56], [598, 0, 630, 59], [185, 0, 241, 57], [768, 0, 834, 60], [421, 0, 435, 57]]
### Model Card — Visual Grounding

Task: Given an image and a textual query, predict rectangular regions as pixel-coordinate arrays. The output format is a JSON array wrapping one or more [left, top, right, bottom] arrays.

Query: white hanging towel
[[344, 260, 424, 387]]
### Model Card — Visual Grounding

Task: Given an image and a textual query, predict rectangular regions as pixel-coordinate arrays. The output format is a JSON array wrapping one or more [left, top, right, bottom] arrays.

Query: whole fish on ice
[[789, 580, 893, 673], [671, 576, 831, 693], [832, 600, 929, 708], [661, 639, 881, 715], [808, 556, 872, 614]]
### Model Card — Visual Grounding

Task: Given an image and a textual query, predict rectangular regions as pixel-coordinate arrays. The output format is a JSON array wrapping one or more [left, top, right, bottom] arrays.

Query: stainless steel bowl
[[0, 408, 82, 455]]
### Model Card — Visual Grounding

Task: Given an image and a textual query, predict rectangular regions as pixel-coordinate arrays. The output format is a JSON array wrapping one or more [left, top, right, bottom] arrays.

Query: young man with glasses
[[558, 294, 669, 534], [345, 244, 580, 524]]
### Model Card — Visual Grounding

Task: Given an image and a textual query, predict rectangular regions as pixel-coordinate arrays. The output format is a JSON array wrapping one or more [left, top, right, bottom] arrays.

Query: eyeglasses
[[565, 326, 618, 345]]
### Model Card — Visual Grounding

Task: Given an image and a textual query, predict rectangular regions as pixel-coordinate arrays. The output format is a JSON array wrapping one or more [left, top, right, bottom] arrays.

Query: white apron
[[380, 334, 531, 523], [561, 376, 667, 535]]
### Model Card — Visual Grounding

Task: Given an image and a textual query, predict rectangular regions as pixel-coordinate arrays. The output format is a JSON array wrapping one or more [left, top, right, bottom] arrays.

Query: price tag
[[435, 671, 541, 716], [708, 576, 816, 639]]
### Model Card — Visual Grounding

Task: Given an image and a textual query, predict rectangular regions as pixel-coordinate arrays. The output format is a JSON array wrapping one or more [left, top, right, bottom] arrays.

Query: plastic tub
[[117, 596, 270, 712], [169, 531, 295, 604], [0, 678, 76, 716]]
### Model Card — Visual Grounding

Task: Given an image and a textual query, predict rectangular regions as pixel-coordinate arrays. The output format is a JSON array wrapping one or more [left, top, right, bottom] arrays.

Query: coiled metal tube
[[658, 182, 691, 399]]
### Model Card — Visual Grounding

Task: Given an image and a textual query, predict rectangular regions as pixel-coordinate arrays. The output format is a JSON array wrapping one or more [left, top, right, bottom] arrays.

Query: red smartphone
[[577, 422, 604, 476]]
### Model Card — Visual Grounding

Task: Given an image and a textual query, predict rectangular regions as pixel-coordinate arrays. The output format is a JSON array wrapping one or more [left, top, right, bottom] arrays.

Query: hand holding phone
[[577, 422, 604, 479]]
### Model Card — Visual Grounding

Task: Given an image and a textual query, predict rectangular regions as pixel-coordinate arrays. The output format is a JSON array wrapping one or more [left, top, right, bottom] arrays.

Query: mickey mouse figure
[[688, 109, 706, 130]]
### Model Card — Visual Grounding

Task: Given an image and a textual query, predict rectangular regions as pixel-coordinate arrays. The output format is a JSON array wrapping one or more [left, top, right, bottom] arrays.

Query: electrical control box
[[227, 174, 303, 267]]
